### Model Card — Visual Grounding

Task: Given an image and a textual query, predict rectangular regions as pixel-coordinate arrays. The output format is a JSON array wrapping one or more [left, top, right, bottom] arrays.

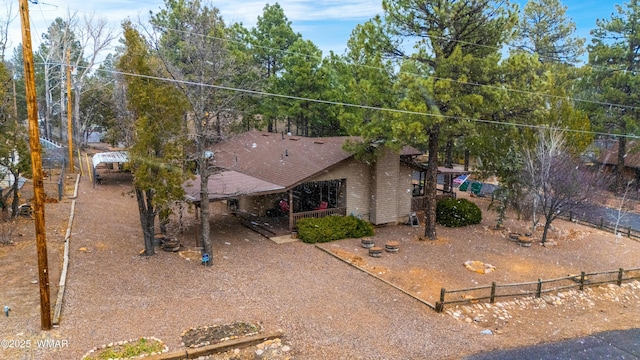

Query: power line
[[22, 2, 637, 113], [154, 25, 640, 112], [25, 2, 640, 132], [62, 63, 640, 140]]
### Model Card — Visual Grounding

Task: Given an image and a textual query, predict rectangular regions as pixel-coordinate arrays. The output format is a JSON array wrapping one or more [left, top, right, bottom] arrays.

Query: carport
[[182, 171, 284, 205], [182, 171, 286, 239], [91, 151, 129, 187]]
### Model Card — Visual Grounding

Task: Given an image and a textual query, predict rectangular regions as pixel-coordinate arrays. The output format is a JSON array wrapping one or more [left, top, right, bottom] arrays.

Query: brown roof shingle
[[182, 172, 284, 202], [597, 140, 640, 168], [210, 131, 357, 188]]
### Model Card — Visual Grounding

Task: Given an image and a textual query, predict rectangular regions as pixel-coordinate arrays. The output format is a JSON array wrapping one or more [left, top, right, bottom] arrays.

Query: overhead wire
[[48, 62, 640, 140], [20, 1, 636, 112], [153, 25, 640, 112], [18, 1, 640, 139]]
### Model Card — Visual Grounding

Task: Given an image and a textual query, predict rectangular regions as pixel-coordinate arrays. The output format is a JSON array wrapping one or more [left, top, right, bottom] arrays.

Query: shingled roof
[[182, 172, 284, 202], [597, 140, 640, 169], [209, 131, 358, 189]]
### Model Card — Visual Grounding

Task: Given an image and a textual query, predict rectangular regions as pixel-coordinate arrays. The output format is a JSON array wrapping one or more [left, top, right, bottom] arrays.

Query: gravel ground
[[42, 173, 482, 360], [2, 171, 640, 360]]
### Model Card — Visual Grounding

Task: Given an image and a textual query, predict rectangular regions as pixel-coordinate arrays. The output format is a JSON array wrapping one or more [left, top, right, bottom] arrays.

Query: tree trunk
[[59, 68, 65, 141], [10, 178, 19, 219], [541, 215, 553, 244], [73, 82, 83, 146], [199, 154, 212, 265], [424, 124, 440, 240], [443, 137, 453, 192], [0, 189, 9, 221], [135, 188, 155, 256], [464, 148, 470, 172], [616, 135, 626, 195], [44, 62, 52, 139], [159, 209, 170, 235]]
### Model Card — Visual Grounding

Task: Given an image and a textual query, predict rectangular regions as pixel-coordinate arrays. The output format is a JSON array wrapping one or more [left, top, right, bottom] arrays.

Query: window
[[292, 179, 345, 212]]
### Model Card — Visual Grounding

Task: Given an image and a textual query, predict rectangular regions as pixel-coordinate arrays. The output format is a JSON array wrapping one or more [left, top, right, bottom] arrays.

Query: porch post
[[289, 189, 293, 231]]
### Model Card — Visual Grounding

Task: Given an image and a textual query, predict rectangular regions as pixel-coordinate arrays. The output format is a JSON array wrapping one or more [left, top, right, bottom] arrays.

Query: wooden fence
[[561, 212, 640, 242], [435, 267, 640, 312]]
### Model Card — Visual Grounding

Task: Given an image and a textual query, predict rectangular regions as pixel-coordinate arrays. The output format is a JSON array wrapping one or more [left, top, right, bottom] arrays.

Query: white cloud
[[4, 0, 380, 62], [214, 0, 380, 27]]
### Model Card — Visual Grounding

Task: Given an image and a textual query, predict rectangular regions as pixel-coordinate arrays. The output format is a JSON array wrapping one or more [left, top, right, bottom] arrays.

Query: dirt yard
[[1, 165, 640, 359]]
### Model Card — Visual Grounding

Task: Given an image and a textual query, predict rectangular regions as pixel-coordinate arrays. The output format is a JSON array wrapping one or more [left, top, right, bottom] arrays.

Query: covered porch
[[183, 172, 347, 238]]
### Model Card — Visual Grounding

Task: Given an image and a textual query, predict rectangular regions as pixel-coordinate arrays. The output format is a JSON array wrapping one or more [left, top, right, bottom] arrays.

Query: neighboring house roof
[[182, 172, 284, 202], [401, 158, 471, 176], [597, 141, 640, 169]]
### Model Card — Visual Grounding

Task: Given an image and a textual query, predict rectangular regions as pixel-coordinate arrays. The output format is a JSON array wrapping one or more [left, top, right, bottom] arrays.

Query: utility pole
[[67, 48, 73, 173], [19, 0, 52, 330]]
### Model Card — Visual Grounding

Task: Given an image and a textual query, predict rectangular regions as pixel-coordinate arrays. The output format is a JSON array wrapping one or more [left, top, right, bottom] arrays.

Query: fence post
[[628, 227, 631, 238], [579, 271, 586, 291], [618, 268, 624, 286], [599, 217, 603, 229], [569, 211, 573, 222], [536, 279, 542, 298], [436, 288, 446, 313], [490, 282, 496, 303]]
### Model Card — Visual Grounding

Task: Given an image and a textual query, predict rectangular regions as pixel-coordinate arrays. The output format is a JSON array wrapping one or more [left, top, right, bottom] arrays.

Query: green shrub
[[436, 198, 482, 227], [297, 215, 374, 244]]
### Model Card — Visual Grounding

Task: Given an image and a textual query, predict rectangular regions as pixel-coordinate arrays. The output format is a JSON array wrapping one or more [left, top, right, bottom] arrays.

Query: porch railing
[[291, 207, 347, 229], [412, 191, 456, 212]]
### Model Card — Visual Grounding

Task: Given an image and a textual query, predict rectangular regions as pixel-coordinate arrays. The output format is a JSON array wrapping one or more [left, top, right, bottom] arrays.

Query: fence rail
[[411, 191, 455, 212], [561, 211, 640, 242], [291, 207, 346, 228], [435, 267, 640, 312]]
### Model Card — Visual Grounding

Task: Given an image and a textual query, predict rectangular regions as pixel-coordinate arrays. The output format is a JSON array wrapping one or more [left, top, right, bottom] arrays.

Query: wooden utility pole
[[66, 49, 73, 173], [19, 0, 52, 330]]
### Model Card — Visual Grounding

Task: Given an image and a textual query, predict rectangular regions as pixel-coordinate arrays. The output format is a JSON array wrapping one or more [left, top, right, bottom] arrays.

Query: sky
[[1, 0, 625, 64]]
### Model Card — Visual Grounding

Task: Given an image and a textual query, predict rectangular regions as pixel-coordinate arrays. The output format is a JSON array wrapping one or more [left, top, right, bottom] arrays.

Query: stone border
[[81, 336, 168, 360], [144, 332, 283, 360], [444, 280, 640, 325], [180, 321, 263, 348]]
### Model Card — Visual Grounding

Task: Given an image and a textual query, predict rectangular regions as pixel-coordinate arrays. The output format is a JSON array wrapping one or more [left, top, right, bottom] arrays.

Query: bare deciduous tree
[[69, 13, 116, 146], [150, 0, 260, 261], [522, 129, 604, 243], [521, 128, 604, 243], [0, 3, 16, 61], [522, 128, 566, 234]]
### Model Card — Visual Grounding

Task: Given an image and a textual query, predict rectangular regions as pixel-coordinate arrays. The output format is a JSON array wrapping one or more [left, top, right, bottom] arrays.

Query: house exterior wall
[[370, 147, 399, 225], [234, 152, 413, 225], [396, 162, 413, 223], [310, 158, 372, 219]]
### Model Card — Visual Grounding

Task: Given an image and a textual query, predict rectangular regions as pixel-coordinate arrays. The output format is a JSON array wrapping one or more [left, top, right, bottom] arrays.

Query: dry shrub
[[0, 220, 16, 245]]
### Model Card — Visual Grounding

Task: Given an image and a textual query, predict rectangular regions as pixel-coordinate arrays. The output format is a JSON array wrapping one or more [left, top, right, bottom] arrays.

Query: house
[[182, 130, 422, 230], [596, 140, 640, 186]]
